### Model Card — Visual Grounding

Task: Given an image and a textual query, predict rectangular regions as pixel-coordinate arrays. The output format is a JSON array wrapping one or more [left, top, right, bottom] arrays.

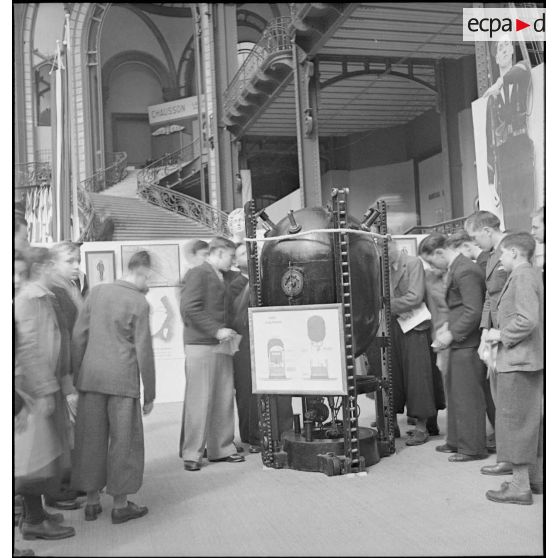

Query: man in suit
[[420, 233, 488, 462], [465, 211, 510, 470], [387, 239, 444, 446], [72, 251, 156, 525], [179, 237, 245, 471]]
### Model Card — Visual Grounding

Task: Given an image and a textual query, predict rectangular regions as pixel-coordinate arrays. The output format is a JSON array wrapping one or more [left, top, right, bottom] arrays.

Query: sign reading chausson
[[148, 95, 205, 125]]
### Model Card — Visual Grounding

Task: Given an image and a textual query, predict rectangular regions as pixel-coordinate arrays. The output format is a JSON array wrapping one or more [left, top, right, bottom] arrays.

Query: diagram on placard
[[267, 338, 286, 379], [307, 315, 329, 379]]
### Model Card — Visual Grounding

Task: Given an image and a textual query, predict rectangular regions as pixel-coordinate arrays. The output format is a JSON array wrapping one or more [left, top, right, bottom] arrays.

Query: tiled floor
[[14, 401, 544, 556]]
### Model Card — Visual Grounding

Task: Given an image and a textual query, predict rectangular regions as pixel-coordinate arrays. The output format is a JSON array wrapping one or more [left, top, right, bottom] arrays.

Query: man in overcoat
[[387, 239, 445, 445], [72, 251, 156, 524]]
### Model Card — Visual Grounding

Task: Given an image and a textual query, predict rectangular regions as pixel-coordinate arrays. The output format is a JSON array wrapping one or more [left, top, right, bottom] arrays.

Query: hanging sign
[[148, 95, 205, 125]]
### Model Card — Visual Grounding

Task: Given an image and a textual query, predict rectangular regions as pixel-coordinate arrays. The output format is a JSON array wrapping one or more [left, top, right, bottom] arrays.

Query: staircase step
[[88, 191, 215, 241]]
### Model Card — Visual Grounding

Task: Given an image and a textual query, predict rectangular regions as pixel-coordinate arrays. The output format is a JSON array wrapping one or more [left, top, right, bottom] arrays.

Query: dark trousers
[[484, 376, 496, 428], [446, 347, 487, 456], [392, 322, 438, 419], [494, 370, 543, 467], [233, 339, 260, 446], [72, 392, 144, 496]]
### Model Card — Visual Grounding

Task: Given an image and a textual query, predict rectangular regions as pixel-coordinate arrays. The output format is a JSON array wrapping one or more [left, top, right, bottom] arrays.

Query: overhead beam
[[292, 3, 358, 60]]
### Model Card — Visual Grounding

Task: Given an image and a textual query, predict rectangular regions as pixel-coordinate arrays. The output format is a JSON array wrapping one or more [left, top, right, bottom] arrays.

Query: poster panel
[[472, 47, 544, 231], [249, 304, 348, 396]]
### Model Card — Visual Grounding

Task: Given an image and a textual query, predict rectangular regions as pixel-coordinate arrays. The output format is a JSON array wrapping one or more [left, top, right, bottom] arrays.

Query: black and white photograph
[[12, 2, 549, 557], [85, 250, 116, 289]]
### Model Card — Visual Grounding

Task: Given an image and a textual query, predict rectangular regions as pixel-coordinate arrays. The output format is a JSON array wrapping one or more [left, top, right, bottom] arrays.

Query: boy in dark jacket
[[72, 251, 156, 524], [179, 237, 245, 471]]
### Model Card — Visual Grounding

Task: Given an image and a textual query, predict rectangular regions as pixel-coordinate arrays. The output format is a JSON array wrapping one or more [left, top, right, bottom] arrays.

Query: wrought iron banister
[[81, 151, 128, 193], [15, 162, 52, 189], [77, 151, 127, 241], [223, 16, 293, 115], [138, 181, 230, 237], [404, 216, 467, 235], [137, 139, 200, 187]]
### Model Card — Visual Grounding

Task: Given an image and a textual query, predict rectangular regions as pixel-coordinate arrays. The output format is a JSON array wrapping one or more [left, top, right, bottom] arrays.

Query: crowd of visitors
[[13, 205, 544, 553]]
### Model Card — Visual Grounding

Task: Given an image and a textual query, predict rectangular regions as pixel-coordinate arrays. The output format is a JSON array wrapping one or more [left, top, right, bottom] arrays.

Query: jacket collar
[[114, 279, 143, 293], [486, 244, 503, 277], [20, 281, 54, 299], [496, 262, 530, 306]]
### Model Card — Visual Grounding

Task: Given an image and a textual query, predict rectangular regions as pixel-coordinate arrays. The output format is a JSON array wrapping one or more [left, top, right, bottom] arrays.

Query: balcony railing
[[404, 217, 467, 235], [138, 181, 230, 237], [223, 16, 293, 115], [137, 139, 200, 187], [15, 162, 52, 189], [81, 151, 128, 193]]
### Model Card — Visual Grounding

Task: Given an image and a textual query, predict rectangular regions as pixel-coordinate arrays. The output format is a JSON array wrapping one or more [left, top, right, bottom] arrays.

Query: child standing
[[484, 232, 544, 505]]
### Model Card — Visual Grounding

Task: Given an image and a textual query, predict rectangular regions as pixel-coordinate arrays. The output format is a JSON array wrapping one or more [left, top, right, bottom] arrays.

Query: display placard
[[249, 304, 348, 395]]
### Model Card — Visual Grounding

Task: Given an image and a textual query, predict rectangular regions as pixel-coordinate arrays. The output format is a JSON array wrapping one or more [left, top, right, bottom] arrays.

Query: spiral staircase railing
[[137, 138, 229, 237], [137, 139, 200, 187], [223, 16, 293, 115], [81, 151, 128, 194]]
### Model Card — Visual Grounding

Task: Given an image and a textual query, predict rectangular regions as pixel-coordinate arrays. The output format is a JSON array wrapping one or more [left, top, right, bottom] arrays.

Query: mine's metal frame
[[244, 188, 395, 473]]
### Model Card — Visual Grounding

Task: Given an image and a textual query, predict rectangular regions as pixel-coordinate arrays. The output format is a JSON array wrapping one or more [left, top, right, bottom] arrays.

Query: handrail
[[404, 216, 467, 235], [76, 151, 127, 241], [223, 16, 293, 115], [137, 181, 230, 237], [81, 151, 128, 193], [137, 139, 200, 187], [15, 161, 52, 189]]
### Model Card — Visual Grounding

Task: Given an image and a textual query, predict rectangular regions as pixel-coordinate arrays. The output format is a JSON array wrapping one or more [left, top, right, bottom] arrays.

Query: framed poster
[[121, 244, 180, 287], [249, 304, 348, 396], [391, 236, 417, 257], [85, 251, 116, 289], [145, 286, 184, 360]]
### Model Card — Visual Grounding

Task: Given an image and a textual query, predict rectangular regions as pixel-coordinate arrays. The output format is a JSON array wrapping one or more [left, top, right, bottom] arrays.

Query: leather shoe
[[436, 443, 457, 453], [111, 501, 148, 524], [486, 483, 533, 505], [448, 452, 489, 462], [21, 519, 75, 540], [405, 430, 429, 446], [184, 460, 201, 471], [481, 462, 513, 476], [85, 503, 102, 521], [209, 453, 245, 463], [44, 496, 81, 510]]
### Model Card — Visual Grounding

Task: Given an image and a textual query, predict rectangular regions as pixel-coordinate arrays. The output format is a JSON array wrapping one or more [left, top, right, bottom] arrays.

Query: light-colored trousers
[[179, 344, 236, 462]]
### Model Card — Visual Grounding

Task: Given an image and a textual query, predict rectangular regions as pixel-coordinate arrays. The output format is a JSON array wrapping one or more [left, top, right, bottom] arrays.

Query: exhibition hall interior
[[13, 2, 545, 557]]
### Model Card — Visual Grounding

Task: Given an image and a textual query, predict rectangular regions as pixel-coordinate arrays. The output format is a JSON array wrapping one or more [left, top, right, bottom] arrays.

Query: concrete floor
[[14, 401, 544, 556]]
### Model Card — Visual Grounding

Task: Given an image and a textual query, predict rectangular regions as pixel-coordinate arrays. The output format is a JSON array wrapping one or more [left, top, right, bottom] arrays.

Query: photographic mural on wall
[[472, 36, 544, 231]]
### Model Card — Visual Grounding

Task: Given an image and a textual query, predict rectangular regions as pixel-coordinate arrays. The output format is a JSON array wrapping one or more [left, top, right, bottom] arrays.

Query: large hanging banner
[[472, 45, 544, 231]]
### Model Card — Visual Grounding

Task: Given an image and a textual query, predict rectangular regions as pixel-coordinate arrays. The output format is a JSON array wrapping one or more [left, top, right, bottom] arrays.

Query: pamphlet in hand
[[396, 302, 431, 334], [213, 333, 242, 356]]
